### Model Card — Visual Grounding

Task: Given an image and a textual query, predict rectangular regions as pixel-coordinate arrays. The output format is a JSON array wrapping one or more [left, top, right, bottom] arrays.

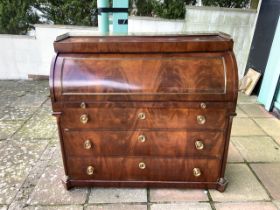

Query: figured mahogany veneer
[[67, 157, 221, 182], [50, 33, 238, 192], [63, 130, 225, 158], [61, 108, 226, 129]]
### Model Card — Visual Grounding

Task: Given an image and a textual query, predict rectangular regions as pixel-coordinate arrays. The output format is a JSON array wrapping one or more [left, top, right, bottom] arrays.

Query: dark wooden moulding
[[50, 33, 238, 192]]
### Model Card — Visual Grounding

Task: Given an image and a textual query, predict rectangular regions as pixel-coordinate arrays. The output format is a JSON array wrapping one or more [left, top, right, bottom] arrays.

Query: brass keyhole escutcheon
[[138, 112, 146, 120], [195, 140, 204, 150], [80, 114, 89, 124], [87, 166, 94, 175], [193, 168, 201, 177], [200, 102, 206, 109], [197, 115, 206, 125], [138, 135, 146, 143], [84, 139, 92, 150], [139, 162, 146, 169], [80, 102, 86, 109]]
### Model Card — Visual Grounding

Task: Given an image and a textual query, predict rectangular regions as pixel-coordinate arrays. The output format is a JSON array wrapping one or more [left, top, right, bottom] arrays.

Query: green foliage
[[0, 0, 200, 34], [153, 0, 186, 19], [0, 0, 39, 34], [131, 0, 196, 19], [34, 0, 98, 26], [185, 0, 197, 6], [250, 0, 260, 9], [132, 0, 155, 16], [201, 0, 249, 8]]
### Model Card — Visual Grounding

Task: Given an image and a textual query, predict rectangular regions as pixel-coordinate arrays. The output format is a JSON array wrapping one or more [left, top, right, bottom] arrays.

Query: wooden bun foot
[[216, 178, 229, 192], [62, 177, 73, 190]]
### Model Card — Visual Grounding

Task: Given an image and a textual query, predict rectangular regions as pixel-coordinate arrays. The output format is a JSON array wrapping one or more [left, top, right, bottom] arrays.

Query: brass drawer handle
[[195, 140, 204, 150], [193, 168, 201, 177], [197, 115, 206, 125], [80, 114, 89, 124], [80, 102, 86, 109], [139, 162, 146, 169], [138, 135, 146, 143], [84, 139, 92, 150], [138, 112, 146, 120], [87, 166, 94, 175]]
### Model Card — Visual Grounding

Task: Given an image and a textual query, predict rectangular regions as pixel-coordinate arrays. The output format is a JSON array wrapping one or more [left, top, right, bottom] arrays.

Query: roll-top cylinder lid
[[50, 33, 238, 103]]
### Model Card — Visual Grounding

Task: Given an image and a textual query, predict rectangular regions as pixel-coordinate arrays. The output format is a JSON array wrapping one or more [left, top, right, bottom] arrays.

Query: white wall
[[128, 16, 185, 33], [32, 25, 98, 77], [184, 6, 257, 77], [129, 7, 257, 77], [0, 6, 257, 79], [0, 25, 98, 79], [0, 35, 37, 79]]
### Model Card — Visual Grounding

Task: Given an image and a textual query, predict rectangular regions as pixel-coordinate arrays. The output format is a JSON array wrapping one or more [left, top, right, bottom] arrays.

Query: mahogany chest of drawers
[[50, 33, 238, 192]]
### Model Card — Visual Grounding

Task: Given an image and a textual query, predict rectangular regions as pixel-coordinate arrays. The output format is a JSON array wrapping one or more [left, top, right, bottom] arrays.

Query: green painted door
[[258, 15, 280, 111], [112, 0, 128, 34]]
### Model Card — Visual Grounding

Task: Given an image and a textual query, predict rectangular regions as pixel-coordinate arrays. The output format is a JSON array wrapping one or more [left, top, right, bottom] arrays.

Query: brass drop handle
[[195, 140, 204, 150], [193, 168, 201, 177], [197, 115, 206, 125], [138, 112, 146, 120], [84, 139, 92, 150], [138, 135, 146, 143], [80, 114, 89, 124], [139, 162, 146, 169], [87, 166, 94, 175]]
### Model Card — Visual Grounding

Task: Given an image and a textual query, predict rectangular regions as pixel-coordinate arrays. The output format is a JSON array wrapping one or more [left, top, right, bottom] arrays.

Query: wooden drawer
[[67, 157, 221, 182], [60, 108, 226, 130], [63, 130, 225, 158]]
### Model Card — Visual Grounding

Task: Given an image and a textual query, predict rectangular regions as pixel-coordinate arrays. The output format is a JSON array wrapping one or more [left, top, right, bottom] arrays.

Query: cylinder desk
[[50, 33, 238, 192]]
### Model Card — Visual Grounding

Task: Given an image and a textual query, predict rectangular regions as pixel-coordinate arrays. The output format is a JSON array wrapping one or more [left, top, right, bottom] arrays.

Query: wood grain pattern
[[60, 107, 226, 130], [67, 157, 221, 182], [54, 33, 233, 53], [63, 130, 224, 158], [50, 33, 238, 192], [51, 52, 238, 103], [61, 56, 225, 94]]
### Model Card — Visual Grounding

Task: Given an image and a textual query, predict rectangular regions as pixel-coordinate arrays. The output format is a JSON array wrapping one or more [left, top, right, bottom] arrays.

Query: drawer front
[[63, 130, 224, 158], [61, 108, 226, 130], [67, 157, 221, 182]]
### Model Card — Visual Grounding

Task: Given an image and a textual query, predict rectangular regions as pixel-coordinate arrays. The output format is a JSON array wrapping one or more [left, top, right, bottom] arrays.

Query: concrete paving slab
[[239, 104, 274, 118], [273, 200, 280, 209], [251, 163, 280, 200], [13, 108, 57, 140], [149, 189, 208, 202], [0, 205, 7, 210], [150, 203, 212, 210], [215, 202, 278, 210], [0, 140, 48, 204], [232, 136, 280, 162], [210, 164, 269, 202], [231, 118, 265, 136], [12, 93, 47, 107], [0, 106, 37, 121], [0, 121, 22, 140], [236, 106, 248, 118], [89, 188, 147, 204], [24, 205, 83, 210], [237, 93, 257, 104], [28, 164, 88, 205], [86, 204, 147, 210], [254, 118, 280, 139], [227, 142, 244, 162]]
